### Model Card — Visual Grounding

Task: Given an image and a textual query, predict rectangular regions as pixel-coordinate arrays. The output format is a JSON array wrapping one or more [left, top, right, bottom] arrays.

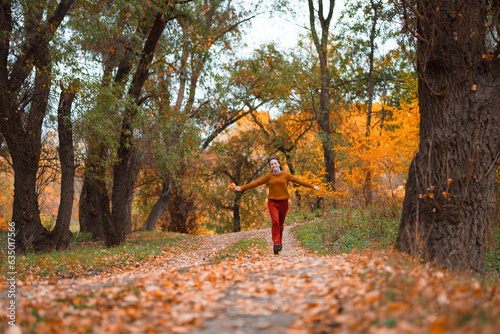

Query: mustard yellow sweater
[[239, 171, 315, 200]]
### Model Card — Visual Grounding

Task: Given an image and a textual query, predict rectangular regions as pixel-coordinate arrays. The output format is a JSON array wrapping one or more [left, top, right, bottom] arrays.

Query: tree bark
[[142, 178, 172, 231], [51, 84, 77, 249], [79, 161, 110, 240], [396, 0, 500, 272], [166, 184, 197, 234]]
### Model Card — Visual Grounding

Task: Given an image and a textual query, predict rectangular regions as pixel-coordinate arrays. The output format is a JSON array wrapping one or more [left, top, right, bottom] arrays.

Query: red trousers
[[267, 199, 289, 246]]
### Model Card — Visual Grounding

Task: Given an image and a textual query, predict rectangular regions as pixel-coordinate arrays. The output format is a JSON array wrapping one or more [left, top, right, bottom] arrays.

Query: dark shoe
[[273, 244, 280, 255], [279, 245, 282, 251]]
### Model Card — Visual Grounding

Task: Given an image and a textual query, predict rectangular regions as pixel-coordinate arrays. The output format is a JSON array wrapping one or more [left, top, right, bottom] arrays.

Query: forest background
[[0, 0, 498, 272]]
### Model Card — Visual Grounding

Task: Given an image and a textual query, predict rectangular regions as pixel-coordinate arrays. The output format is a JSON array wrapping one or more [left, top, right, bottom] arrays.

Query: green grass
[[3, 231, 197, 280], [293, 206, 500, 276], [292, 206, 400, 256], [286, 208, 323, 225], [213, 238, 268, 263], [485, 222, 500, 274]]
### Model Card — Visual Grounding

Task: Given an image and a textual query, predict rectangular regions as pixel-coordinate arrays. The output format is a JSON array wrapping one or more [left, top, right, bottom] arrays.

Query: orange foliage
[[0, 170, 13, 231], [338, 98, 420, 201]]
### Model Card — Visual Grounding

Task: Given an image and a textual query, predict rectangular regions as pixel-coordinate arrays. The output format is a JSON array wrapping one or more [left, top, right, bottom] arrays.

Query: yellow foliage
[[338, 98, 420, 200], [0, 171, 14, 231]]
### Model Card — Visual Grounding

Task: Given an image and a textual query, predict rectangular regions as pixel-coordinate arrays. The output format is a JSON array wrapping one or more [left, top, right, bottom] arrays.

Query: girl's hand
[[235, 186, 242, 191], [314, 186, 320, 191]]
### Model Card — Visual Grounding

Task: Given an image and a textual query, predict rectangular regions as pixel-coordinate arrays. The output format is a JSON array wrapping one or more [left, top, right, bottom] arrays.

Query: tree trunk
[[232, 192, 243, 232], [308, 0, 336, 191], [5, 43, 52, 252], [166, 183, 197, 234], [363, 0, 379, 207], [0, 0, 76, 252], [142, 178, 172, 231], [78, 145, 111, 240], [108, 12, 171, 247], [396, 0, 500, 272], [78, 45, 135, 240], [10, 151, 49, 251], [51, 84, 77, 249], [123, 150, 143, 234]]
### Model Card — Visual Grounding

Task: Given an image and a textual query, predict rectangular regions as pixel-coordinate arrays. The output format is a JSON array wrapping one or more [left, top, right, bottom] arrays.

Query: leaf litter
[[1, 222, 499, 334]]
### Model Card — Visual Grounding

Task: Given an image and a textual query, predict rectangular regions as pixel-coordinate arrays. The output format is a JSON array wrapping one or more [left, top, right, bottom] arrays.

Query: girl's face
[[269, 159, 280, 172]]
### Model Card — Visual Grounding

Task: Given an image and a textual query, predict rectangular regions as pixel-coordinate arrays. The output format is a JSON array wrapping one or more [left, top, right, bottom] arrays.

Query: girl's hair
[[268, 155, 281, 167]]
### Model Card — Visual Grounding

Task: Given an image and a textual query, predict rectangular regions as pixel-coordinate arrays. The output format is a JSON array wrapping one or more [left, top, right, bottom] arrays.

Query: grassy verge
[[485, 222, 500, 274], [292, 206, 500, 276], [292, 206, 400, 256], [1, 231, 197, 280], [213, 238, 268, 263]]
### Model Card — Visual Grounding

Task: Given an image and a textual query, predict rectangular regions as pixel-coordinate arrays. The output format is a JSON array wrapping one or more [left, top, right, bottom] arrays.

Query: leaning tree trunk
[[51, 84, 77, 250], [396, 0, 500, 272], [142, 178, 172, 231]]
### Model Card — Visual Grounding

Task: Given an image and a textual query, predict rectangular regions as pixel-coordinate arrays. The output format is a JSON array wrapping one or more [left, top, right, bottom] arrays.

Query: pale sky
[[245, 0, 346, 51]]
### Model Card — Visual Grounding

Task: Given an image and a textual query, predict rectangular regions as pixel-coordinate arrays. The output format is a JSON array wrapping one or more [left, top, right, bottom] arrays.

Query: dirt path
[[2, 223, 499, 334]]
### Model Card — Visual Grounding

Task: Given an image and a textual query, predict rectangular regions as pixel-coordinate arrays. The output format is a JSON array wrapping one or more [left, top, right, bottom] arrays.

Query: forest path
[[4, 222, 499, 334]]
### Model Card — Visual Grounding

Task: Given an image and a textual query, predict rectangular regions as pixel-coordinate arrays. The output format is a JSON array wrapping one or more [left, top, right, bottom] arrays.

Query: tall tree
[[0, 0, 77, 251], [108, 3, 185, 247], [51, 82, 77, 249], [308, 0, 337, 191], [76, 1, 149, 240], [139, 0, 259, 231], [396, 0, 500, 272], [204, 127, 269, 233]]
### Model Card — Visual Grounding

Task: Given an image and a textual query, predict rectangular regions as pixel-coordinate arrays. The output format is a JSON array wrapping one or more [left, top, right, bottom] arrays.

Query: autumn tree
[[139, 0, 261, 231], [396, 0, 500, 272], [71, 0, 195, 245], [203, 123, 270, 232], [51, 82, 77, 249], [336, 0, 414, 206], [0, 0, 78, 251]]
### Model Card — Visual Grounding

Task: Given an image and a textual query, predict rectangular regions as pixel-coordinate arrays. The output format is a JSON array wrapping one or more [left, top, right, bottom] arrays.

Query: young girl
[[233, 155, 320, 254]]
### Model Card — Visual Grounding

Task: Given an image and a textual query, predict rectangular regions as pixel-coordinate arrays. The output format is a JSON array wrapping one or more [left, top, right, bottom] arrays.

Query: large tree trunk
[[10, 149, 49, 251], [0, 0, 76, 252], [78, 46, 135, 239], [5, 44, 52, 252], [396, 0, 500, 272], [142, 178, 172, 231], [51, 84, 77, 249], [79, 145, 110, 240], [165, 184, 198, 234]]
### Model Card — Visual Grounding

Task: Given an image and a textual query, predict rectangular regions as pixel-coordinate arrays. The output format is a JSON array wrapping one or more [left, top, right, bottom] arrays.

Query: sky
[[244, 0, 346, 52]]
